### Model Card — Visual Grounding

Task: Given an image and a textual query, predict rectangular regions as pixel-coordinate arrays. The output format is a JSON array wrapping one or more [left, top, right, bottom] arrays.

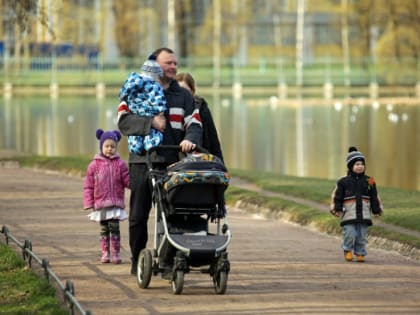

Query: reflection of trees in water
[[1, 96, 418, 190]]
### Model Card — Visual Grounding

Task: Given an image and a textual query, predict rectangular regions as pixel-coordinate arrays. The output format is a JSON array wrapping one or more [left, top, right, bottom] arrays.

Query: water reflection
[[0, 95, 418, 191]]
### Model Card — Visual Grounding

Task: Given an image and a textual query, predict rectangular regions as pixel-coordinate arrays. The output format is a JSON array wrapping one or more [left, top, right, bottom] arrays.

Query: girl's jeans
[[342, 223, 368, 256]]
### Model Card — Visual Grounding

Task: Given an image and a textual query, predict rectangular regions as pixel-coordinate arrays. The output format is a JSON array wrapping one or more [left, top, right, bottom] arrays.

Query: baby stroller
[[136, 145, 232, 295]]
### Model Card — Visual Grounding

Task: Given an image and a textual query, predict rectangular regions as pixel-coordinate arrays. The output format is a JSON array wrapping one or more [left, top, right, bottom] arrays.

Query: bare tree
[[388, 0, 401, 61], [352, 0, 375, 68], [175, 0, 191, 59], [405, 0, 420, 59], [2, 0, 55, 75], [112, 0, 140, 58], [370, 0, 419, 62]]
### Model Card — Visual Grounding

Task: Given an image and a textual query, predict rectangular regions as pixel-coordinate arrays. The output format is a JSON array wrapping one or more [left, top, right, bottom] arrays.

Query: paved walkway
[[1, 161, 420, 314]]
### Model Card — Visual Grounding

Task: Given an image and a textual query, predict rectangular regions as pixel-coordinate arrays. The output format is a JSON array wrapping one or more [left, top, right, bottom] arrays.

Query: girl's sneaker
[[356, 255, 365, 262], [344, 251, 353, 261]]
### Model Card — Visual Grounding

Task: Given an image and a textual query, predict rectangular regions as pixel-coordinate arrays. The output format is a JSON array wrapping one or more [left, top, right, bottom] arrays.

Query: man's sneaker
[[161, 270, 172, 281], [130, 262, 137, 275], [356, 255, 365, 262], [344, 251, 353, 261]]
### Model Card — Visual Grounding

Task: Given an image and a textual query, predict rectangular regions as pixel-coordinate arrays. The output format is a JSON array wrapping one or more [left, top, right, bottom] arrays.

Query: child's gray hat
[[346, 146, 365, 170], [140, 55, 163, 80]]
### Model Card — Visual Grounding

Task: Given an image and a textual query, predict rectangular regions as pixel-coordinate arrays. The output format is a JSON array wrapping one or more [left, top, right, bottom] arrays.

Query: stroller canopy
[[163, 153, 230, 193]]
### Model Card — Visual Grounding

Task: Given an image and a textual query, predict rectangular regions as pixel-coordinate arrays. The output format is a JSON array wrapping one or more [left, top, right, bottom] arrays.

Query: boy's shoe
[[344, 251, 353, 262], [356, 255, 365, 262]]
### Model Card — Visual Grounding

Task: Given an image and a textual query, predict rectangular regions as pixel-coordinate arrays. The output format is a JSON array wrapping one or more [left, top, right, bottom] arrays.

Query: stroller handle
[[145, 145, 209, 169]]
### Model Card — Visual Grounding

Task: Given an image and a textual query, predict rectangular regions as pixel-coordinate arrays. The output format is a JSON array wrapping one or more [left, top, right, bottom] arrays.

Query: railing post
[[1, 225, 10, 244], [23, 239, 33, 267], [42, 258, 50, 281], [65, 280, 75, 315]]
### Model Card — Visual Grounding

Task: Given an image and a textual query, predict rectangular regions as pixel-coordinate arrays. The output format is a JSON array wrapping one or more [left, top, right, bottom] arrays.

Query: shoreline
[[1, 84, 419, 100]]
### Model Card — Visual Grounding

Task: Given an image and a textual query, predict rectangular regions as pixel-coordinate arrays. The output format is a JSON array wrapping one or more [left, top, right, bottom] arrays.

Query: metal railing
[[1, 225, 93, 315]]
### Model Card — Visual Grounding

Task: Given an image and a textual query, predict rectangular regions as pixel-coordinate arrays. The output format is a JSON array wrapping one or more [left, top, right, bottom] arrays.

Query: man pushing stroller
[[117, 47, 202, 275]]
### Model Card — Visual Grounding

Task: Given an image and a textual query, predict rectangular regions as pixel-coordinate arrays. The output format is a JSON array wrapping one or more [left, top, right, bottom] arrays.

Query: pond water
[[0, 94, 418, 191]]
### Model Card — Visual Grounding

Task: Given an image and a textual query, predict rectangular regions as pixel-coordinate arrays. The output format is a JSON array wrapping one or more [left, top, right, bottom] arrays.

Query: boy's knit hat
[[346, 146, 365, 170], [96, 129, 121, 151], [140, 55, 163, 80]]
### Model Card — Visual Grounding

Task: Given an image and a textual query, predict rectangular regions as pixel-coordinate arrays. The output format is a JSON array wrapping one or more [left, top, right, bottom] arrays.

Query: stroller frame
[[136, 145, 232, 295]]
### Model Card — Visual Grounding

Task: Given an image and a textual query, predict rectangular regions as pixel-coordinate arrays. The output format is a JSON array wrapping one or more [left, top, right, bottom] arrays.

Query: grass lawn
[[0, 243, 68, 315]]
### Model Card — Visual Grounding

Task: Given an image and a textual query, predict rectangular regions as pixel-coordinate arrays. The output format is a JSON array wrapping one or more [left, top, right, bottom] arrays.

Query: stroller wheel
[[171, 270, 184, 295], [137, 249, 153, 289], [213, 271, 228, 294]]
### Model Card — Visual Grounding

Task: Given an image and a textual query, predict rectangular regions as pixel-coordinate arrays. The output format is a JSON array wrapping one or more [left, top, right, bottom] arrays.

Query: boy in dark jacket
[[330, 146, 383, 262]]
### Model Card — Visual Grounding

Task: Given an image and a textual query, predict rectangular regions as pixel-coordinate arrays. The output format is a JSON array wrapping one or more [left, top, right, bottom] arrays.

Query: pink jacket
[[83, 153, 130, 210]]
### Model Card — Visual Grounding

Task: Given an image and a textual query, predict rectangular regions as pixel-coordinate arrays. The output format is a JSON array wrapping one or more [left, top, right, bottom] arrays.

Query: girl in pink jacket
[[83, 129, 130, 264]]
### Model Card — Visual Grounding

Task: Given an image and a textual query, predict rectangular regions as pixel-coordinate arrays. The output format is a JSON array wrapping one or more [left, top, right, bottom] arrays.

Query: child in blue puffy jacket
[[118, 55, 167, 153]]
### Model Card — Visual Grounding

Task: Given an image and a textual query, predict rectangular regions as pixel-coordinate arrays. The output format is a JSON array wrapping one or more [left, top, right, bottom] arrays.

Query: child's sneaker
[[344, 251, 353, 261], [356, 255, 365, 262]]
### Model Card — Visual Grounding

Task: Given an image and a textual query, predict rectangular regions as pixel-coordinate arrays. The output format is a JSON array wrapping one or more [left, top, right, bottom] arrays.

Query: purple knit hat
[[96, 129, 121, 152]]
